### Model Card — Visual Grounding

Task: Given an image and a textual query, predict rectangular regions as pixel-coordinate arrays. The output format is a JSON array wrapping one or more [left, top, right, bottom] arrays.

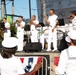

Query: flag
[[18, 56, 42, 75]]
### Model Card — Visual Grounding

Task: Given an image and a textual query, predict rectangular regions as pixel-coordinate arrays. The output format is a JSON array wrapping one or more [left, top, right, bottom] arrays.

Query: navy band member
[[15, 16, 25, 51], [28, 15, 39, 42], [70, 11, 76, 30], [2, 18, 11, 39], [44, 9, 58, 52]]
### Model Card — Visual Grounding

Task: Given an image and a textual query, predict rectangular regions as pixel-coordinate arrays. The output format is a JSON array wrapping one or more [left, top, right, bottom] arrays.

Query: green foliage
[[10, 23, 17, 37]]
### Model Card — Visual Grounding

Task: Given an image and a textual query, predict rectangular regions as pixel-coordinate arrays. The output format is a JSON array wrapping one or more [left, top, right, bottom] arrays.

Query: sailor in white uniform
[[52, 30, 76, 75], [45, 9, 58, 51], [0, 37, 42, 75], [29, 15, 39, 42], [28, 15, 44, 49], [15, 16, 25, 51], [70, 11, 76, 30], [3, 18, 11, 39]]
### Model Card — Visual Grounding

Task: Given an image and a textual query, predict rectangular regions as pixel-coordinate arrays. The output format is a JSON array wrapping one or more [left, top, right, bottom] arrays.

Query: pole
[[41, 0, 46, 24], [1, 0, 5, 18], [12, 0, 14, 24], [29, 0, 31, 19]]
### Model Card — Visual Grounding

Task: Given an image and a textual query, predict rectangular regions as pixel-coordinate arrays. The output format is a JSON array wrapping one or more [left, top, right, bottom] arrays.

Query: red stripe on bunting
[[20, 58, 24, 63], [33, 57, 42, 75]]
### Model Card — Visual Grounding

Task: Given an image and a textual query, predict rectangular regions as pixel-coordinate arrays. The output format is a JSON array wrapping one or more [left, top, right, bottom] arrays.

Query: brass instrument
[[15, 20, 20, 27], [27, 19, 33, 25], [15, 20, 20, 24]]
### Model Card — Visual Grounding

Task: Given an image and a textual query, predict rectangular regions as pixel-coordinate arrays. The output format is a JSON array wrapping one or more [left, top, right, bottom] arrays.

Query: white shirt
[[55, 46, 76, 75], [5, 22, 10, 29], [0, 55, 25, 75], [72, 16, 76, 26], [31, 20, 39, 31], [4, 22, 10, 33], [16, 21, 25, 32], [32, 20, 39, 24], [48, 14, 58, 29]]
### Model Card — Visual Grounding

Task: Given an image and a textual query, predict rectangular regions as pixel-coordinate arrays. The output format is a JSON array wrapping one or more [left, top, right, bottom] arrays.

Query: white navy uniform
[[16, 21, 25, 51], [30, 20, 39, 42], [1, 37, 25, 75], [30, 20, 44, 49], [72, 16, 76, 26], [47, 14, 58, 50], [55, 30, 76, 75], [55, 46, 76, 75], [0, 55, 25, 75], [72, 16, 76, 29], [4, 22, 11, 39]]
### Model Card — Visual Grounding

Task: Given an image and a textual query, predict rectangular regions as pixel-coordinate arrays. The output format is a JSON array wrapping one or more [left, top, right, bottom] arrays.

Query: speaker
[[24, 42, 42, 52]]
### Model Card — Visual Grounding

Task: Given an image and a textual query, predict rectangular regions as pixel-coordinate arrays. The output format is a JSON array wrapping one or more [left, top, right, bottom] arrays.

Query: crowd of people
[[1, 9, 76, 75]]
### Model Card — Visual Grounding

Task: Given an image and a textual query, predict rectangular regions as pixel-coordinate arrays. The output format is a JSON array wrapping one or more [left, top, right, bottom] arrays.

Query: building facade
[[37, 0, 76, 24]]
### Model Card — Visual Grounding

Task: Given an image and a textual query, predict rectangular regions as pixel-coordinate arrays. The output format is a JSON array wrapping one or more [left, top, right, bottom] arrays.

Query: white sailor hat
[[68, 30, 76, 40], [65, 36, 71, 43], [2, 37, 18, 48]]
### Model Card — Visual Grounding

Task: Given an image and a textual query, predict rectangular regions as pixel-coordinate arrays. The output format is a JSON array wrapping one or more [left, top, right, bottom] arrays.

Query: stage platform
[[15, 51, 60, 56]]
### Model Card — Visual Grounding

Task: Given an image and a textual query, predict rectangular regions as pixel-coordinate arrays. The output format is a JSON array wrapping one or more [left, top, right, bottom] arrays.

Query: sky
[[0, 0, 38, 20]]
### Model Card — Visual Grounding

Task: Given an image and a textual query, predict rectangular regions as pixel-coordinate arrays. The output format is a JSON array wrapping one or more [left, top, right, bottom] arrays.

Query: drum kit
[[36, 26, 49, 40], [36, 24, 73, 42], [36, 26, 65, 40]]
